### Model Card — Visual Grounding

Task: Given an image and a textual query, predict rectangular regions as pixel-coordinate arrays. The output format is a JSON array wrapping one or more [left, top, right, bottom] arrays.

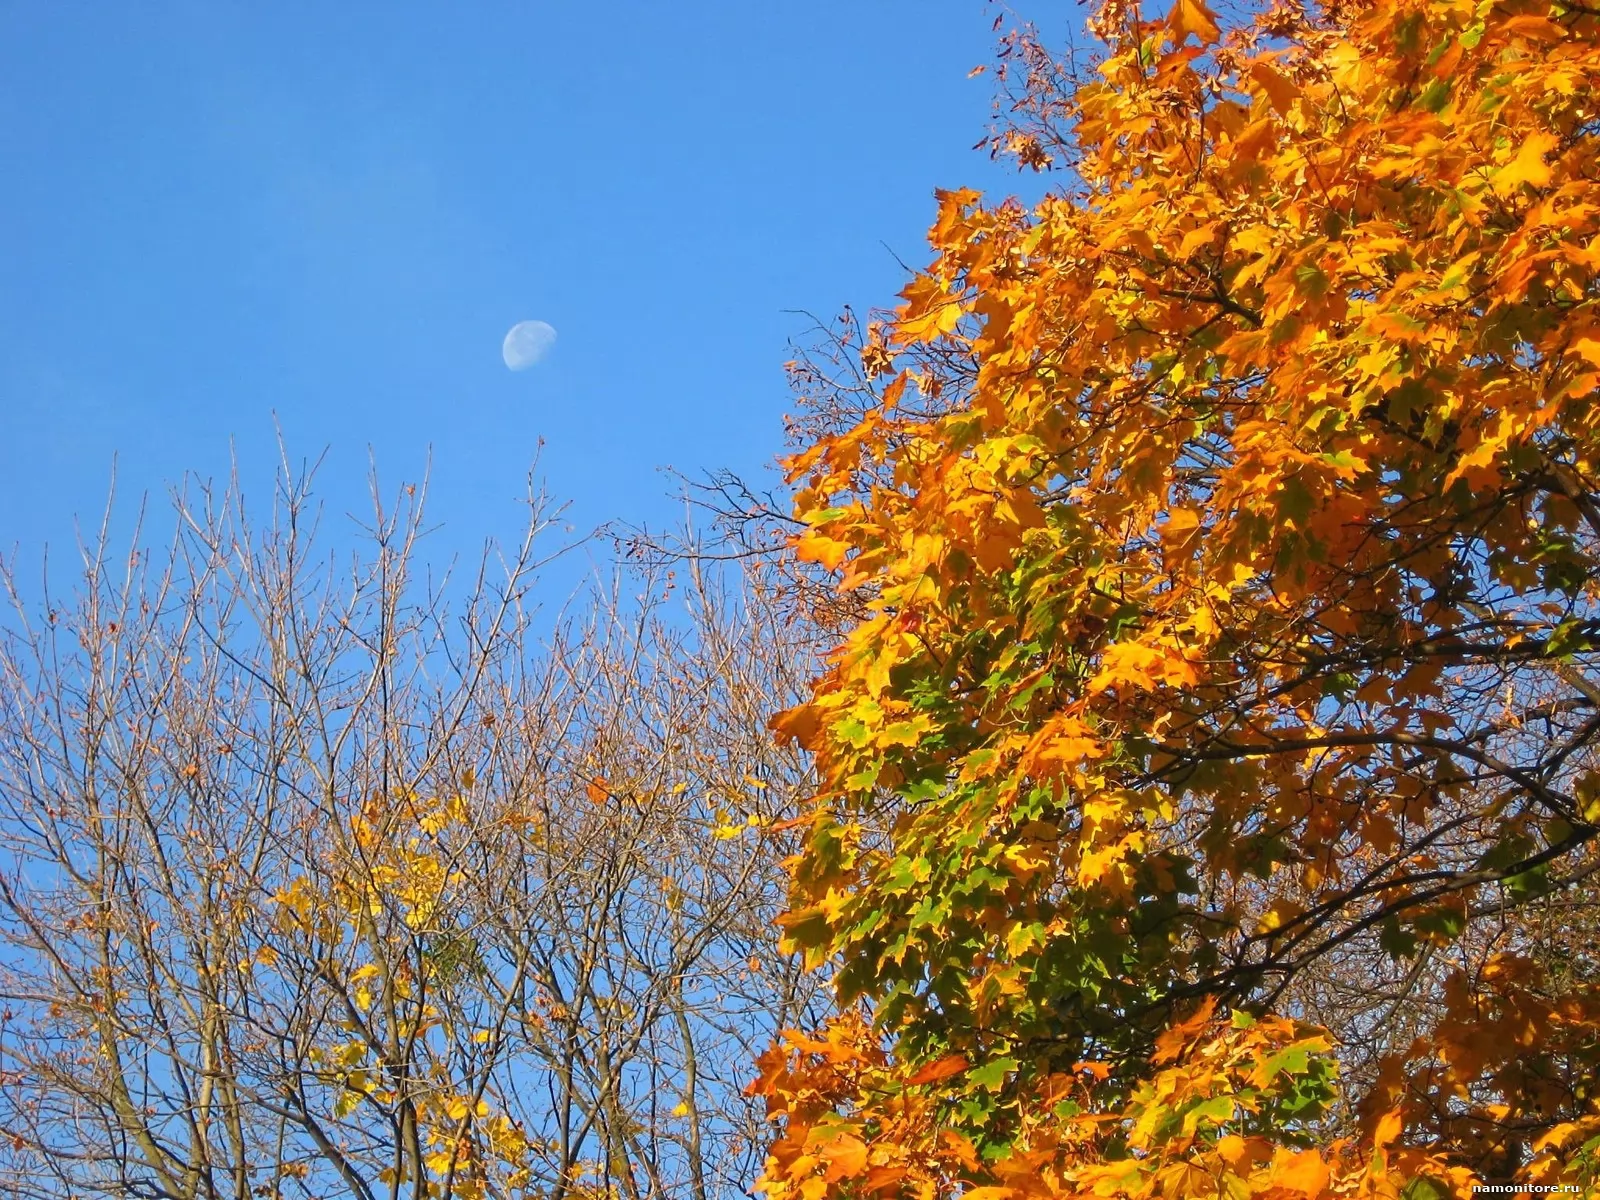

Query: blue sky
[[1, 1, 1037, 582]]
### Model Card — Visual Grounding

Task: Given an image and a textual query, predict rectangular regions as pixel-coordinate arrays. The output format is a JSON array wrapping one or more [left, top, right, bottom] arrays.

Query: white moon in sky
[[502, 320, 557, 370]]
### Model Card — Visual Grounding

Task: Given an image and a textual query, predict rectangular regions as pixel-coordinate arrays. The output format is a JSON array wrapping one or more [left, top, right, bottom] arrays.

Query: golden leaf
[[1269, 1148, 1329, 1195], [1167, 0, 1221, 44], [1491, 131, 1558, 196]]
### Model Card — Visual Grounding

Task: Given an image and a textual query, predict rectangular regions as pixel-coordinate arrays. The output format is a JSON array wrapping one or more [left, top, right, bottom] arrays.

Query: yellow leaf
[[898, 297, 965, 344], [1250, 62, 1302, 113], [1168, 0, 1221, 44], [1088, 641, 1198, 695], [1156, 1164, 1215, 1198], [1492, 131, 1557, 196], [1532, 1120, 1579, 1152], [425, 1148, 457, 1174], [1179, 223, 1218, 259], [794, 532, 851, 571], [1372, 1107, 1405, 1149], [1256, 898, 1304, 934], [1159, 505, 1203, 552]]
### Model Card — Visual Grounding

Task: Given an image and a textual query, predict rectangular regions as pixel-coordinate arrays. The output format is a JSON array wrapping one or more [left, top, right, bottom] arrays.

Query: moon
[[502, 320, 557, 370]]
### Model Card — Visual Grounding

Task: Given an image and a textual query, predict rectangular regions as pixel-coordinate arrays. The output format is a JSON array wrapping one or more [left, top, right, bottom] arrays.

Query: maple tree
[[756, 0, 1600, 1195]]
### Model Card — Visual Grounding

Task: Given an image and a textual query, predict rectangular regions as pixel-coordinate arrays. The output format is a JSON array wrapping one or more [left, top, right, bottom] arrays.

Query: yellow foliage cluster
[[760, 0, 1600, 1195]]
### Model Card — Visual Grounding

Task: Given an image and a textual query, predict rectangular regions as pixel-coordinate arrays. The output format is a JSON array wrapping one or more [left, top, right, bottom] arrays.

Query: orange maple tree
[[753, 0, 1600, 1195]]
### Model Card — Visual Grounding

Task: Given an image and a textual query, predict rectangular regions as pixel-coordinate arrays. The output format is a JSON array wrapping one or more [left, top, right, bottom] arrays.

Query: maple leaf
[[1249, 62, 1301, 114], [1492, 131, 1558, 196], [1167, 0, 1220, 45], [1270, 1148, 1329, 1195], [793, 532, 852, 571], [905, 1054, 970, 1085], [818, 1132, 869, 1180]]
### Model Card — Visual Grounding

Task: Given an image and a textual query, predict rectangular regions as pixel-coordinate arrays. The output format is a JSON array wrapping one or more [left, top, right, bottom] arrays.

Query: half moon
[[502, 320, 557, 370]]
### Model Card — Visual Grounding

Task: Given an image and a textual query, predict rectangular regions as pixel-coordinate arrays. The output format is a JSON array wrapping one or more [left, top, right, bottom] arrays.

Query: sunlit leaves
[[757, 0, 1600, 1195]]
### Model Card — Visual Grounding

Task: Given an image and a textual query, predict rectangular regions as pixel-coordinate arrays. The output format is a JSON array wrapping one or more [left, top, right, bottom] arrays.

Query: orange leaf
[[938, 1129, 981, 1171], [1270, 1148, 1329, 1195], [862, 1165, 908, 1193], [1168, 0, 1221, 44], [819, 1132, 869, 1179], [1372, 1107, 1404, 1149], [1570, 336, 1600, 368], [1250, 62, 1302, 114], [1153, 996, 1217, 1063], [1216, 1134, 1249, 1166], [1020, 715, 1104, 775], [769, 704, 822, 748], [906, 1054, 969, 1085]]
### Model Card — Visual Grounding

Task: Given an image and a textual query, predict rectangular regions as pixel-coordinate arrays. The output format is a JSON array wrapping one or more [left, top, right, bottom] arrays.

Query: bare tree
[[0, 459, 824, 1200]]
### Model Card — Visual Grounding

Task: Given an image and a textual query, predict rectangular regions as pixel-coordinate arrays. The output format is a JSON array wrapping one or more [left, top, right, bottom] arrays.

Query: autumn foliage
[[0, 480, 820, 1200], [756, 0, 1600, 1195]]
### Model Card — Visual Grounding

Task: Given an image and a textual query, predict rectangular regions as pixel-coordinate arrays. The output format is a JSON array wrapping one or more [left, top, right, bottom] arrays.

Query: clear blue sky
[[0, 1, 1038, 579]]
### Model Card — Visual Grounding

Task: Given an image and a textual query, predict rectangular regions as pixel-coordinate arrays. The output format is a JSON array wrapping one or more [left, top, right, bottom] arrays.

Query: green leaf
[[1321, 671, 1358, 701], [1293, 263, 1329, 299], [1400, 1177, 1450, 1200], [1258, 1044, 1310, 1081], [1188, 1094, 1235, 1126], [1547, 616, 1595, 656], [1321, 449, 1364, 473], [1380, 913, 1419, 959], [1277, 476, 1315, 527], [968, 1056, 1018, 1091], [1477, 830, 1536, 873], [837, 718, 870, 748], [1503, 863, 1553, 902], [1413, 905, 1467, 942]]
